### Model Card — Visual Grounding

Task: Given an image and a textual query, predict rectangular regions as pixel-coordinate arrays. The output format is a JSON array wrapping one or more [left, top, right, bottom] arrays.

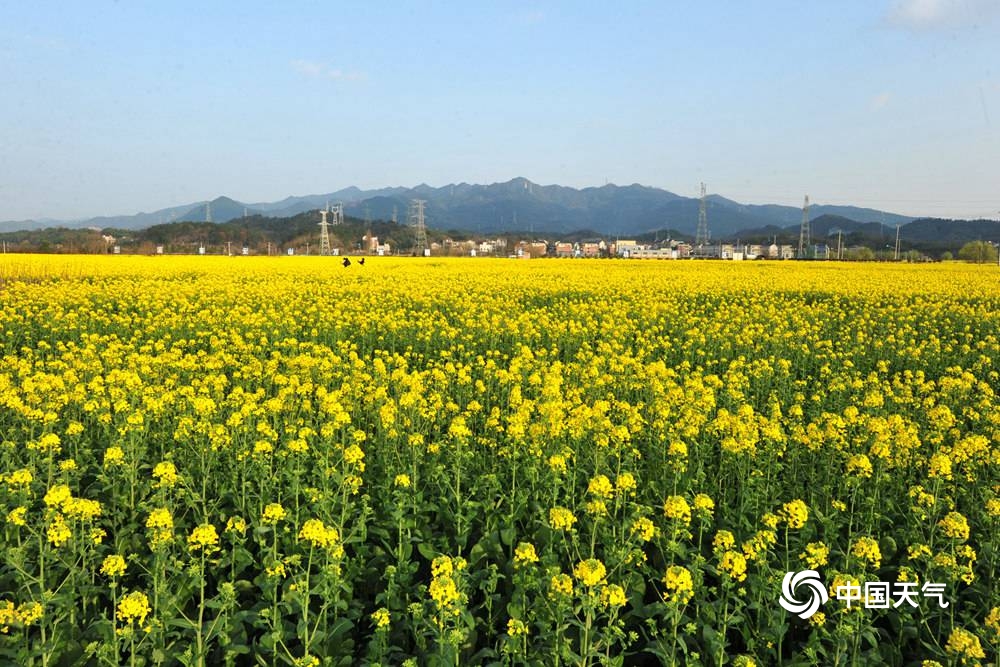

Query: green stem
[[196, 552, 206, 666]]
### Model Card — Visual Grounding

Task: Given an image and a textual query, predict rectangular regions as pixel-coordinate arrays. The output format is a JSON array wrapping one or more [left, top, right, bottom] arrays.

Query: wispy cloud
[[885, 0, 1000, 30], [870, 91, 892, 111], [521, 9, 545, 24], [291, 59, 366, 82]]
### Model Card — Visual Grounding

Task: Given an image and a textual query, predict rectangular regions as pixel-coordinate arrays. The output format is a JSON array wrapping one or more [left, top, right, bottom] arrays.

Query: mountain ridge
[[0, 177, 947, 236]]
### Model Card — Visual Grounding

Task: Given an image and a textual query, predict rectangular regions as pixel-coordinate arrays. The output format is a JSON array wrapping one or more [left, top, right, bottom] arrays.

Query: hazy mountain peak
[[0, 179, 921, 235]]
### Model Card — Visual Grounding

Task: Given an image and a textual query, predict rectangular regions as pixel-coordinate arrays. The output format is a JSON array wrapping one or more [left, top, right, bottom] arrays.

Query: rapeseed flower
[[573, 559, 607, 587], [548, 506, 577, 531], [116, 591, 151, 626], [261, 503, 286, 524], [662, 566, 694, 604], [187, 523, 220, 553], [944, 627, 985, 662], [101, 555, 127, 578], [663, 495, 691, 526]]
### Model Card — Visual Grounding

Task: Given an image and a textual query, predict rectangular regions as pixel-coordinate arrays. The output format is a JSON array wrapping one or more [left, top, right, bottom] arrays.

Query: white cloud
[[871, 91, 892, 111], [521, 9, 545, 24], [886, 0, 1000, 30], [291, 59, 366, 82], [291, 59, 324, 77]]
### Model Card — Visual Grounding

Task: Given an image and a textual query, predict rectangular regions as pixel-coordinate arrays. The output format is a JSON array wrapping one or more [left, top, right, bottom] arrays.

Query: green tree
[[957, 240, 998, 264], [846, 246, 875, 261]]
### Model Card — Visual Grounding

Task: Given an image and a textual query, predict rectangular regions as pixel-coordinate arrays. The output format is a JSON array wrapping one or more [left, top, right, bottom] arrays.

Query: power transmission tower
[[391, 205, 398, 224], [798, 195, 810, 259], [695, 182, 710, 248], [409, 199, 428, 254], [318, 204, 332, 256], [206, 201, 213, 223], [894, 224, 901, 260], [364, 205, 373, 254]]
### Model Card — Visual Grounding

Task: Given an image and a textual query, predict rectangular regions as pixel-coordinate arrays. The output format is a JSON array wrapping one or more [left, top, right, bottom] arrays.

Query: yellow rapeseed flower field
[[0, 255, 998, 666]]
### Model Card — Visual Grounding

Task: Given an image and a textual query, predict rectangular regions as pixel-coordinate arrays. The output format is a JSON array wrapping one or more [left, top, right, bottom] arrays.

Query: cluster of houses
[[362, 233, 392, 255], [434, 236, 831, 260]]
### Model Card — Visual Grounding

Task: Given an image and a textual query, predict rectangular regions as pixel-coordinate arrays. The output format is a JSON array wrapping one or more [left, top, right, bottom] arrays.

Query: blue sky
[[1, 0, 998, 221]]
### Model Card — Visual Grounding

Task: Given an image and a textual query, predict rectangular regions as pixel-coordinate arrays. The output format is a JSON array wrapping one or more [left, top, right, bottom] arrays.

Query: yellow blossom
[[585, 499, 608, 516], [601, 584, 627, 609], [800, 542, 829, 569], [371, 607, 390, 630], [662, 495, 691, 526], [928, 453, 952, 480], [262, 503, 286, 524], [662, 566, 694, 604], [146, 508, 174, 548], [513, 542, 538, 566], [780, 499, 808, 529], [6, 507, 27, 527], [945, 627, 985, 661], [507, 617, 528, 637], [719, 550, 748, 583], [615, 472, 637, 495], [18, 602, 44, 626], [573, 559, 607, 587], [116, 591, 151, 626], [550, 573, 574, 598], [64, 497, 102, 521], [547, 454, 568, 474], [43, 484, 72, 510], [432, 555, 455, 577], [298, 519, 340, 550], [713, 530, 736, 553], [6, 468, 32, 489], [101, 555, 127, 577], [103, 447, 125, 467], [187, 523, 220, 553], [548, 506, 577, 531], [985, 607, 1000, 638], [846, 453, 873, 478], [343, 444, 365, 468], [587, 474, 614, 498], [851, 537, 882, 569], [693, 493, 715, 517], [938, 511, 970, 541], [631, 517, 657, 542], [47, 514, 71, 547], [152, 461, 179, 488], [225, 516, 247, 535]]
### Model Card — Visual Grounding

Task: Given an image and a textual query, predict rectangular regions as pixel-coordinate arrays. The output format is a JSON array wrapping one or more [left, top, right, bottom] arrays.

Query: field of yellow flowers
[[0, 255, 998, 666]]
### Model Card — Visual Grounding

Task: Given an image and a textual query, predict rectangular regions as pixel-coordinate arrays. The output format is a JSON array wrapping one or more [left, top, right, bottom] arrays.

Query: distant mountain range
[[709, 213, 1000, 251], [1, 178, 922, 237]]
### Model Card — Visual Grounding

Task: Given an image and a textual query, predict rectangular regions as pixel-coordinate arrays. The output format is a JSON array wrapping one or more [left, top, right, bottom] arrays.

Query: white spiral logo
[[779, 570, 829, 619]]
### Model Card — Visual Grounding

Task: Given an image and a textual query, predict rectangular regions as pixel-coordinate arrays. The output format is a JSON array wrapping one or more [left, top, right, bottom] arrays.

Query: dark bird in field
[[359, 258, 365, 265], [342, 257, 351, 267]]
